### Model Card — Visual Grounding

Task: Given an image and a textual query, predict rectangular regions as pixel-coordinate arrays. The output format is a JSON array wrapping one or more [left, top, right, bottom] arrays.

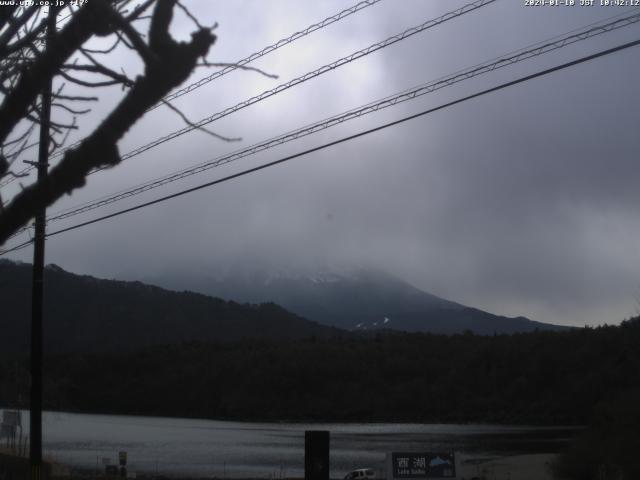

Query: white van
[[344, 469, 376, 480]]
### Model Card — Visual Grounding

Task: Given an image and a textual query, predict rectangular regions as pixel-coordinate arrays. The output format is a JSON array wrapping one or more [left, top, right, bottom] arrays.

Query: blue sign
[[391, 452, 455, 478]]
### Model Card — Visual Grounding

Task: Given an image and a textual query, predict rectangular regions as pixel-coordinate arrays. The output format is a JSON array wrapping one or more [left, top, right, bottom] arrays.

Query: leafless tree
[[0, 0, 219, 245]]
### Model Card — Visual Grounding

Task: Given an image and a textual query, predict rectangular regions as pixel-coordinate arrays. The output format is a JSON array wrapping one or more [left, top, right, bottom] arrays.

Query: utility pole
[[30, 7, 56, 480]]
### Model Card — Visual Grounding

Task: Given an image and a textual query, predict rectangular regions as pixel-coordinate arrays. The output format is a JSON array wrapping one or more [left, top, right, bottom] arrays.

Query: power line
[[0, 0, 385, 187], [3, 0, 496, 189], [29, 10, 640, 232], [102, 0, 497, 165], [3, 36, 639, 256], [149, 0, 384, 110]]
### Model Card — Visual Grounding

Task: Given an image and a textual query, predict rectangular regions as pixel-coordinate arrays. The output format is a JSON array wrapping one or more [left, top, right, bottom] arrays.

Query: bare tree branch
[[0, 6, 39, 54], [0, 0, 217, 244], [176, 1, 206, 30], [0, 14, 47, 57], [198, 60, 278, 79], [81, 36, 122, 55], [125, 0, 157, 22], [0, 0, 118, 144], [106, 4, 158, 65], [52, 103, 91, 115], [62, 63, 134, 86], [58, 69, 124, 88], [0, 6, 19, 32], [160, 99, 241, 143], [52, 94, 99, 102]]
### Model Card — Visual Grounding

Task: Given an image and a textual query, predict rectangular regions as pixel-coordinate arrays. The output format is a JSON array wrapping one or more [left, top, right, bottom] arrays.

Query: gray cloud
[[5, 0, 640, 327]]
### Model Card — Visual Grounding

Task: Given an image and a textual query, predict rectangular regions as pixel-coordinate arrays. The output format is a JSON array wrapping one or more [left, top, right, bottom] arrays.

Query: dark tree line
[[1, 317, 639, 425], [3, 318, 639, 477]]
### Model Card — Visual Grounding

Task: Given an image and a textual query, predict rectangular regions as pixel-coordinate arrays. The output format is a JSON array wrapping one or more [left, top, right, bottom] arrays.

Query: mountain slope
[[147, 266, 569, 334], [0, 260, 341, 354]]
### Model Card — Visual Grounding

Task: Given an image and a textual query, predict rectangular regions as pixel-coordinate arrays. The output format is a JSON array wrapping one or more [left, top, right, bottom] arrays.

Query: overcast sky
[[3, 0, 640, 327]]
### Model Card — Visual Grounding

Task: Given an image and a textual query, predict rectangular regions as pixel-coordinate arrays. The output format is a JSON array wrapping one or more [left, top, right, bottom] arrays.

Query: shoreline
[[51, 454, 561, 480], [3, 452, 558, 480], [0, 407, 586, 429], [459, 453, 557, 480]]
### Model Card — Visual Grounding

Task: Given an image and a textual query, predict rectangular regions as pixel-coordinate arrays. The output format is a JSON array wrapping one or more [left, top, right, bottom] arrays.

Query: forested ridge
[[0, 260, 340, 354], [1, 318, 638, 425]]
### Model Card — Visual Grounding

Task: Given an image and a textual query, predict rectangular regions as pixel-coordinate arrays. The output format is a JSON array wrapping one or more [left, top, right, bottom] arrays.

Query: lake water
[[7, 410, 577, 477]]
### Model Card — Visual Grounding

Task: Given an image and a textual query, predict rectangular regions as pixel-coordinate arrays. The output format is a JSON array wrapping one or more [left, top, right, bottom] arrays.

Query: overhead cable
[[106, 0, 497, 164], [3, 36, 639, 255], [1, 0, 491, 189], [0, 0, 385, 186], [36, 10, 640, 229], [150, 0, 385, 110]]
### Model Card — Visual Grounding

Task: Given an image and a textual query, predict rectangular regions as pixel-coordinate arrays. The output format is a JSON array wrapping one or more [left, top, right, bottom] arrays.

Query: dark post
[[30, 7, 55, 480], [119, 451, 127, 478], [305, 430, 329, 480]]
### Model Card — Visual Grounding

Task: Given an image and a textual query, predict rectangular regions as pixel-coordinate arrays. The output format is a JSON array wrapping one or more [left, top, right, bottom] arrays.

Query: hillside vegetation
[[0, 260, 340, 354], [1, 319, 638, 425]]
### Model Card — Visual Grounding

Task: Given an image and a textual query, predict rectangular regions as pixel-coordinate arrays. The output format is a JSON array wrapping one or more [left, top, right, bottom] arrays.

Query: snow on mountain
[[145, 265, 569, 335]]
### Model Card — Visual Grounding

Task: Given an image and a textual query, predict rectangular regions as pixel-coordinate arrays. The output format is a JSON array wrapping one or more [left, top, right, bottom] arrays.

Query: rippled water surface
[[11, 411, 578, 477]]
